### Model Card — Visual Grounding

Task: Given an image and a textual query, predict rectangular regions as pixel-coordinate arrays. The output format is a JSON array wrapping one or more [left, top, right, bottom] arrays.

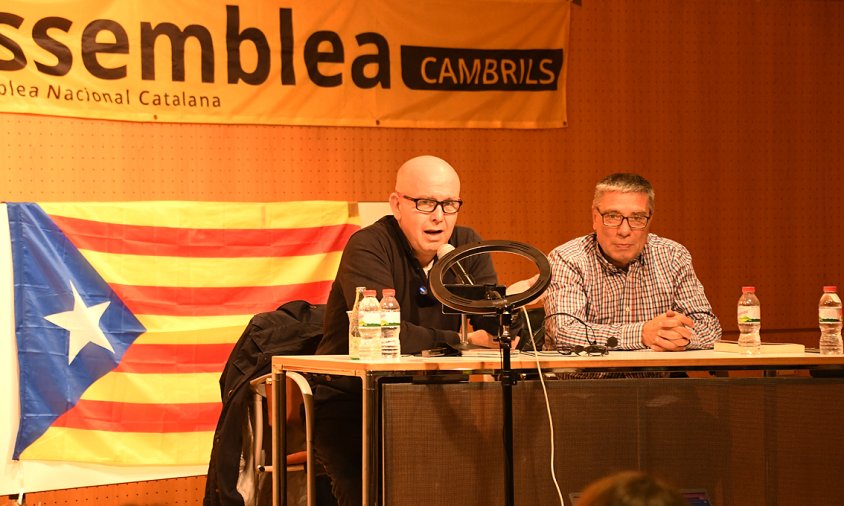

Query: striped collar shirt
[[543, 233, 721, 351]]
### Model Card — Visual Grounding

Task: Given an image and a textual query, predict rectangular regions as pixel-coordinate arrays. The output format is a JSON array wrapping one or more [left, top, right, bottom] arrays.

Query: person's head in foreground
[[577, 470, 687, 506]]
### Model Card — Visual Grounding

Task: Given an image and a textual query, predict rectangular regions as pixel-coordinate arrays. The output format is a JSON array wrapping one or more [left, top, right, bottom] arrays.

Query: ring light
[[429, 240, 550, 315]]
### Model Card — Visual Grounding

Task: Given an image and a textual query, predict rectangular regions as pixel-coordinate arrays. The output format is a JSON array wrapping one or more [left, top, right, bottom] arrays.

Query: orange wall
[[3, 1, 842, 339]]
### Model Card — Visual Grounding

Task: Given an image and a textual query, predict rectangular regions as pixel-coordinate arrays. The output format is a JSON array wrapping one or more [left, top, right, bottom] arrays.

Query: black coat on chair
[[203, 300, 325, 506]]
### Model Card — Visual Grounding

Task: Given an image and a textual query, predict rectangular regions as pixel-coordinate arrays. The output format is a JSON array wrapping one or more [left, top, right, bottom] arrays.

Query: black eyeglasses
[[401, 194, 463, 214], [556, 344, 611, 356], [596, 208, 651, 230], [543, 312, 618, 357]]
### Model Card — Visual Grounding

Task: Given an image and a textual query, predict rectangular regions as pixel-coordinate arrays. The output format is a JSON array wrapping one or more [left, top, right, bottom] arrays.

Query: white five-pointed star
[[44, 281, 115, 365]]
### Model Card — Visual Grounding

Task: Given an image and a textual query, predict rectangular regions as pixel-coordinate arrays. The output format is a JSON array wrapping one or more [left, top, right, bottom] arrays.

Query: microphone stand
[[498, 308, 516, 506]]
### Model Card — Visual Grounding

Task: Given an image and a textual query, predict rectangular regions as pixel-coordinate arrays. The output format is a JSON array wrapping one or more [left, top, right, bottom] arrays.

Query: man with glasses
[[314, 155, 520, 506], [317, 154, 508, 357], [544, 173, 721, 353]]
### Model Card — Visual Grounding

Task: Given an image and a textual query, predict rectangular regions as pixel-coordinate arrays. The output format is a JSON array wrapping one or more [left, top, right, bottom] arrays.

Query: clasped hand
[[642, 310, 694, 352]]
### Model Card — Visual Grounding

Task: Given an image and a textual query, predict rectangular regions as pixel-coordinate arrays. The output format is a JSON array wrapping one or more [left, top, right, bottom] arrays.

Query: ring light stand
[[429, 240, 551, 506]]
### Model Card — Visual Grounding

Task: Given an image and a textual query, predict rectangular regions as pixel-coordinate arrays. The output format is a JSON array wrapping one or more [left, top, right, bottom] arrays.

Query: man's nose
[[429, 205, 445, 222], [616, 219, 632, 235]]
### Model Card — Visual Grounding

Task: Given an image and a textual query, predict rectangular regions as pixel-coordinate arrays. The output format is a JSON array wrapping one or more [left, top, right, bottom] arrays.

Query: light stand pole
[[498, 309, 516, 506]]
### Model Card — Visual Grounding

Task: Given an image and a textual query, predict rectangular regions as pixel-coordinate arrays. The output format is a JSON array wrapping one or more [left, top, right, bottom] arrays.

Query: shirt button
[[624, 306, 631, 312]]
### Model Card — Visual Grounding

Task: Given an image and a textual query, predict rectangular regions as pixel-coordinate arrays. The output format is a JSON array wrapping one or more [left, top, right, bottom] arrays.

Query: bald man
[[313, 155, 509, 505], [317, 155, 504, 356]]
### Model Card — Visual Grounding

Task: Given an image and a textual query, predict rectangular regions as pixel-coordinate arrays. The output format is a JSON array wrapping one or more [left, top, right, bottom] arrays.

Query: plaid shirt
[[544, 233, 721, 351]]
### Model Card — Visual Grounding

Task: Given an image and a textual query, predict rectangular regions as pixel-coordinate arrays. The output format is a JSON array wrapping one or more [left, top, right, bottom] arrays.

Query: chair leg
[[254, 391, 274, 473], [286, 372, 315, 506]]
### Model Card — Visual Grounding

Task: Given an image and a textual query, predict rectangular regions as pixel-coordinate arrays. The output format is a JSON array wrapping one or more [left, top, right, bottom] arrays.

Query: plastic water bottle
[[347, 286, 366, 360], [357, 290, 382, 361], [819, 285, 843, 355], [380, 289, 401, 360], [737, 286, 761, 355]]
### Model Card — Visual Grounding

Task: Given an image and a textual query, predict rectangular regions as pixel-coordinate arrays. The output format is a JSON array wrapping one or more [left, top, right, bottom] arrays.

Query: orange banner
[[0, 0, 570, 128]]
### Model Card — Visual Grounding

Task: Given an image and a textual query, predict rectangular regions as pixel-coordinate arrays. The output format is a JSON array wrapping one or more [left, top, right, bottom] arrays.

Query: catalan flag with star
[[8, 201, 358, 465]]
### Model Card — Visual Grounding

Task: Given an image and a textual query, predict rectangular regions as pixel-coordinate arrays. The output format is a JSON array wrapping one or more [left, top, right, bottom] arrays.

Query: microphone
[[437, 244, 475, 285]]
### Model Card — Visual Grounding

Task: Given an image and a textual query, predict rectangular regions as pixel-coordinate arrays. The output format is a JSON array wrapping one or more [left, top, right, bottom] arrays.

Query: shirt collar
[[421, 259, 435, 276]]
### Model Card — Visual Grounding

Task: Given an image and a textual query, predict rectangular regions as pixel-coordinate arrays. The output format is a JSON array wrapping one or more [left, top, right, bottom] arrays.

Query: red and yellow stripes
[[20, 201, 358, 464]]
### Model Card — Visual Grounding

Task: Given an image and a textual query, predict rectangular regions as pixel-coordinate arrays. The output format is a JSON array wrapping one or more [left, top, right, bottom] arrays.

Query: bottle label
[[360, 311, 381, 327], [737, 306, 760, 323], [819, 307, 843, 323], [381, 311, 400, 326]]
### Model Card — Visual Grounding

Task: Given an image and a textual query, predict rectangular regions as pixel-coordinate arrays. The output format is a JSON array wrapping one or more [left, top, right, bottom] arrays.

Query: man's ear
[[389, 192, 401, 219]]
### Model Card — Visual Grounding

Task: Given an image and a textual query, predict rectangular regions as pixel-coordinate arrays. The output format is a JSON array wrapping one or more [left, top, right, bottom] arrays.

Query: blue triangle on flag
[[8, 203, 146, 459]]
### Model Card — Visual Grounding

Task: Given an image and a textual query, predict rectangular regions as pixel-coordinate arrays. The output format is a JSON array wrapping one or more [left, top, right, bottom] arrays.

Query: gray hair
[[593, 173, 654, 213]]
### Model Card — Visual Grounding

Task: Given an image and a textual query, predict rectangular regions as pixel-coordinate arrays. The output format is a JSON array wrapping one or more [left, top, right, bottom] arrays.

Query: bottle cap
[[382, 288, 396, 297], [741, 286, 755, 293], [823, 285, 838, 293], [363, 289, 377, 297]]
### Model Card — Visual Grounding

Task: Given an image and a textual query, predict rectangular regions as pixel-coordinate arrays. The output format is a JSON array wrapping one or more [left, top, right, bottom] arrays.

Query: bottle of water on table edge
[[348, 286, 366, 360], [819, 285, 843, 355], [737, 286, 761, 355], [380, 288, 401, 360], [357, 289, 382, 361]]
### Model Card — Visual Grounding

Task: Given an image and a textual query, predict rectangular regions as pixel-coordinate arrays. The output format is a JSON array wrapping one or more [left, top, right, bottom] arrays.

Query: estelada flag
[[8, 201, 357, 465]]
